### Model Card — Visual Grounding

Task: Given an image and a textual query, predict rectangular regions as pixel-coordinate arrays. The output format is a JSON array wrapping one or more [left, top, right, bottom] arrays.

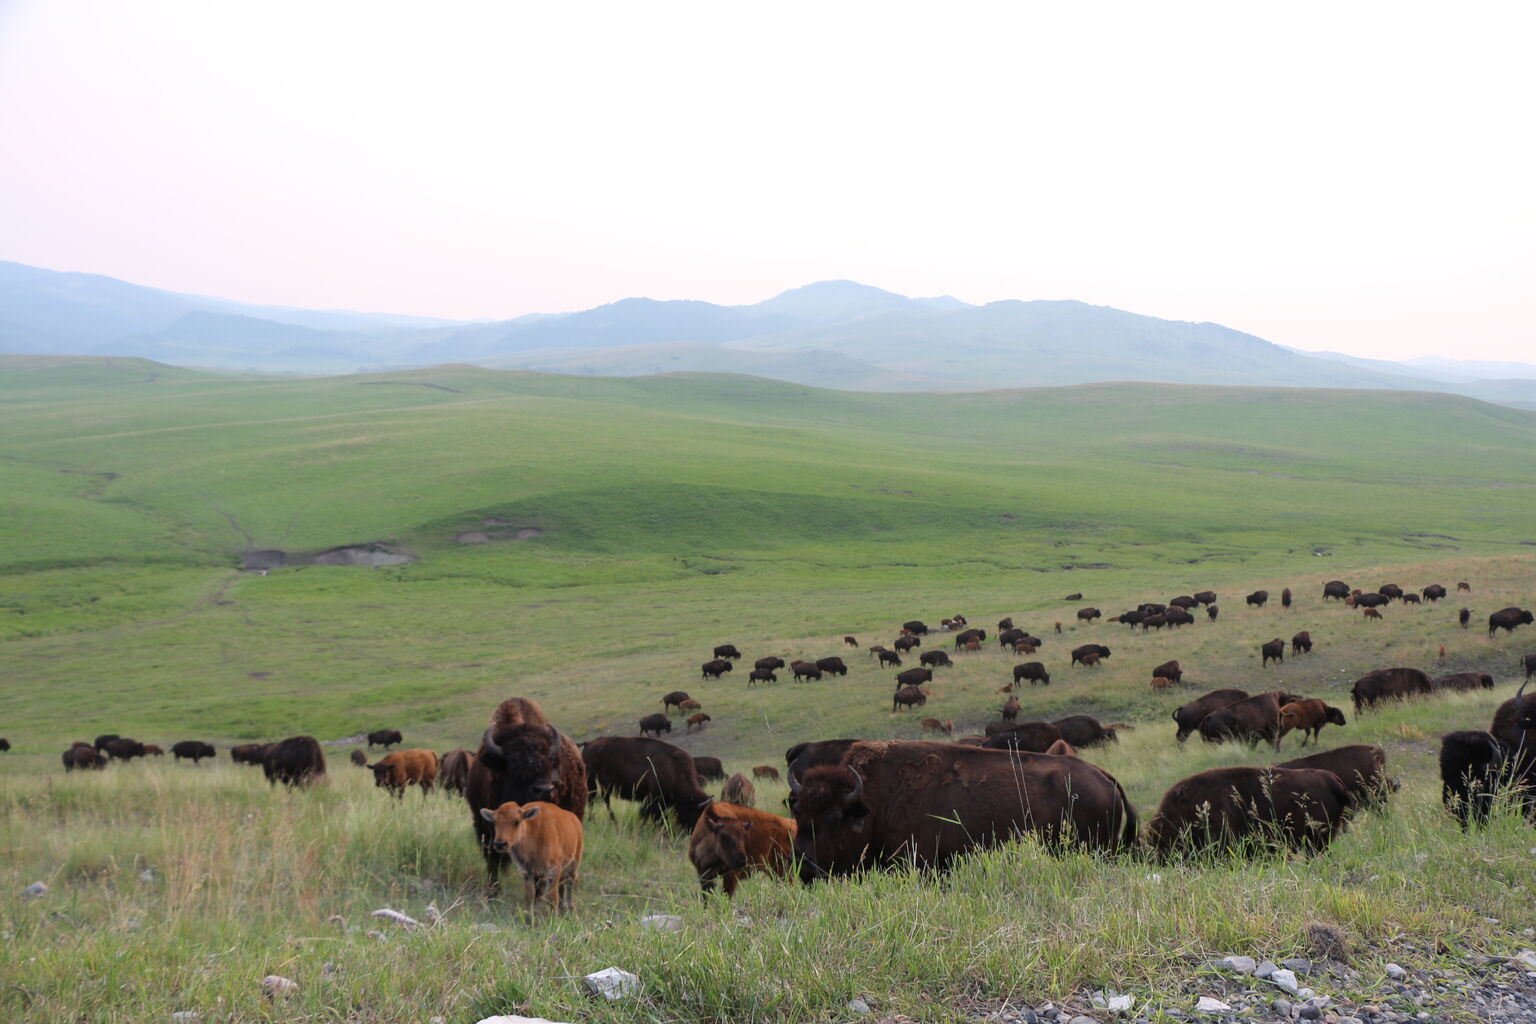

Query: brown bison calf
[[688, 801, 796, 898], [1277, 700, 1348, 747], [1077, 652, 1101, 667], [350, 748, 368, 766], [1362, 607, 1383, 621], [721, 772, 756, 806], [686, 712, 712, 731], [479, 801, 584, 914], [1151, 675, 1174, 691], [752, 765, 781, 782], [370, 749, 439, 798], [920, 717, 953, 735]]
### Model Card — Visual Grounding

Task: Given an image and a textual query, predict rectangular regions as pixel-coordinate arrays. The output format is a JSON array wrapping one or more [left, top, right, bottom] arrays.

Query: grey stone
[[1219, 956, 1258, 975], [640, 913, 683, 932], [261, 975, 298, 999], [139, 868, 157, 882], [1273, 999, 1293, 1017], [1195, 997, 1232, 1013], [583, 967, 640, 1001], [1300, 1008, 1321, 1021], [1284, 959, 1314, 975], [1256, 961, 1280, 980], [847, 998, 871, 1015], [1271, 969, 1302, 995], [21, 881, 47, 899]]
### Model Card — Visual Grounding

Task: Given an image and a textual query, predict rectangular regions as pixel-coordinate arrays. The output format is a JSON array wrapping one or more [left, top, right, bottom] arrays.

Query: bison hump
[[491, 697, 549, 734]]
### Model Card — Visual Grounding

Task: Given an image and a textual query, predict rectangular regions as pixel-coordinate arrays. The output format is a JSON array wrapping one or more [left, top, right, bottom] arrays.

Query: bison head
[[480, 723, 565, 804], [370, 761, 392, 787], [699, 805, 752, 873], [1325, 706, 1348, 728], [479, 801, 541, 853], [788, 765, 868, 883]]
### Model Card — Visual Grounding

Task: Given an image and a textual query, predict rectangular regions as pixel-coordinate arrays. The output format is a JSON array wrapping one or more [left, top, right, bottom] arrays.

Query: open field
[[2, 359, 1536, 1022]]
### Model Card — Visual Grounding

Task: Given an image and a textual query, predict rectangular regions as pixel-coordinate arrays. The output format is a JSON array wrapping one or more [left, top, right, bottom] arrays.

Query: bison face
[[703, 811, 752, 872], [480, 724, 564, 804], [370, 763, 391, 787], [789, 766, 869, 883], [1325, 707, 1348, 728], [480, 802, 540, 853]]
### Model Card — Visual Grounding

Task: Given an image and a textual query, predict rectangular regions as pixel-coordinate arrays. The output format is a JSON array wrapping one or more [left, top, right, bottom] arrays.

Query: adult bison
[[1350, 667, 1434, 712], [981, 722, 1063, 752], [1277, 744, 1395, 808], [1013, 661, 1051, 687], [1245, 590, 1269, 608], [1460, 607, 1472, 628], [1354, 592, 1389, 609], [893, 635, 922, 652], [1153, 660, 1182, 684], [701, 658, 734, 679], [1259, 638, 1285, 666], [789, 741, 1136, 880], [1435, 672, 1494, 692], [1322, 580, 1350, 601], [1440, 730, 1510, 828], [367, 729, 402, 750], [901, 620, 929, 635], [755, 656, 786, 672], [230, 743, 271, 765], [713, 644, 743, 660], [1169, 595, 1196, 610], [895, 667, 933, 689], [1194, 590, 1218, 606], [638, 713, 672, 737], [785, 738, 862, 778], [1172, 689, 1249, 742], [1378, 583, 1403, 600], [919, 650, 952, 669], [1524, 654, 1536, 681], [661, 691, 692, 713], [1164, 607, 1195, 627], [1197, 691, 1300, 749], [1489, 607, 1536, 638], [1076, 608, 1101, 623], [747, 668, 778, 686], [438, 748, 473, 795], [581, 735, 708, 830], [1051, 715, 1120, 748], [790, 660, 823, 682], [1291, 631, 1312, 655], [693, 756, 726, 781], [952, 628, 987, 649], [93, 734, 119, 753], [104, 738, 146, 761], [1422, 584, 1447, 602], [468, 698, 588, 887], [816, 656, 848, 677], [1143, 766, 1353, 857], [62, 744, 104, 771], [171, 741, 216, 764], [1070, 644, 1110, 666], [263, 736, 326, 788], [370, 749, 439, 798], [892, 686, 928, 711]]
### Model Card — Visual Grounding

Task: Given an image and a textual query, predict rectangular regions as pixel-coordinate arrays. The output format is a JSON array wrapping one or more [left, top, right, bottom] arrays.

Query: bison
[[877, 650, 902, 667], [1143, 766, 1353, 857], [104, 738, 146, 761], [1276, 744, 1395, 808], [1000, 694, 1020, 722], [1350, 667, 1434, 712], [1489, 607, 1535, 637], [1322, 580, 1350, 601], [815, 656, 848, 677], [1207, 604, 1219, 622], [1246, 590, 1269, 608], [755, 656, 786, 672], [785, 739, 861, 779], [1172, 689, 1250, 742], [895, 667, 933, 689], [893, 635, 922, 652], [1260, 638, 1285, 666], [790, 660, 823, 682], [1165, 607, 1195, 628], [693, 756, 726, 781], [1440, 730, 1510, 829], [789, 741, 1136, 880], [662, 691, 692, 713], [952, 628, 987, 650], [1198, 691, 1300, 749], [721, 772, 756, 806], [479, 800, 584, 914], [350, 748, 368, 766], [892, 686, 928, 711], [702, 658, 734, 679], [920, 717, 953, 735], [367, 729, 402, 750], [1291, 631, 1312, 655], [1062, 592, 1084, 601], [1435, 672, 1494, 692], [1170, 595, 1197, 609], [370, 749, 439, 798], [93, 734, 119, 753], [1277, 700, 1347, 747], [143, 744, 164, 757], [981, 722, 1063, 752], [1280, 587, 1292, 609], [713, 644, 742, 660], [171, 741, 216, 764], [1362, 607, 1383, 621], [1460, 607, 1472, 628], [62, 744, 104, 771], [747, 668, 778, 686], [686, 713, 711, 731], [919, 650, 952, 669], [639, 713, 672, 737], [752, 765, 781, 781], [1525, 653, 1536, 681], [582, 735, 707, 829], [1051, 715, 1121, 748], [1422, 584, 1447, 602], [1194, 590, 1218, 606], [843, 635, 859, 647], [230, 743, 271, 765], [1070, 644, 1110, 666], [438, 748, 472, 795], [901, 620, 929, 635], [1153, 659, 1182, 684], [1076, 608, 1101, 623], [689, 800, 795, 898], [262, 736, 326, 788], [1354, 592, 1389, 609]]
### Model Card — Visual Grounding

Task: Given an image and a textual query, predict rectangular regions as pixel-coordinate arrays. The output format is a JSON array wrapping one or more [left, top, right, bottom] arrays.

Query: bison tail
[[1114, 780, 1139, 852]]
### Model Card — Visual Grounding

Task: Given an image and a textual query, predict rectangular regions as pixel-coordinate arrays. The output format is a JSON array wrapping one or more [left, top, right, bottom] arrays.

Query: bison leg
[[558, 869, 577, 913], [722, 870, 741, 899]]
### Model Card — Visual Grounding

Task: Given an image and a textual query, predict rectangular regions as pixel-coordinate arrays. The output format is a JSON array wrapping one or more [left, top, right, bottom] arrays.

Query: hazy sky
[[1, 1, 1531, 361]]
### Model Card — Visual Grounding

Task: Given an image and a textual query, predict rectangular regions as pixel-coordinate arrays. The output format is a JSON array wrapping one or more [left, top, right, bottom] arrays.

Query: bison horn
[[481, 726, 502, 758], [787, 769, 802, 795], [843, 766, 864, 807], [547, 724, 562, 756]]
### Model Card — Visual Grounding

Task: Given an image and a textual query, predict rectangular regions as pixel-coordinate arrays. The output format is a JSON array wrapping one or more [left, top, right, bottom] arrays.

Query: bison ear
[[521, 806, 541, 820], [479, 807, 496, 823]]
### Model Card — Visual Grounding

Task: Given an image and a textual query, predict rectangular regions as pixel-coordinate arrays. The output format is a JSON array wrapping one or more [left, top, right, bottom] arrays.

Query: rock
[[1106, 995, 1134, 1013], [21, 881, 47, 899], [261, 975, 298, 1000], [1273, 998, 1293, 1017], [847, 997, 872, 1014], [138, 868, 156, 882], [583, 967, 640, 1001], [1219, 956, 1258, 975], [1306, 995, 1330, 1008], [1256, 961, 1280, 980], [1284, 959, 1314, 975], [1271, 969, 1302, 995], [640, 914, 683, 932], [1195, 997, 1232, 1013], [1299, 988, 1316, 1000], [370, 908, 421, 929], [1299, 1007, 1319, 1021], [322, 961, 337, 975], [1385, 963, 1407, 979], [1511, 950, 1536, 970], [1068, 1015, 1100, 1024], [170, 1013, 202, 1023], [474, 1017, 576, 1024]]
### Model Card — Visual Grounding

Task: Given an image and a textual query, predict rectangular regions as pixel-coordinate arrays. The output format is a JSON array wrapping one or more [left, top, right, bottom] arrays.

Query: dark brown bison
[[892, 686, 928, 711], [93, 734, 119, 753], [1291, 631, 1312, 655], [1322, 580, 1350, 601], [468, 698, 588, 888], [893, 635, 922, 652], [1460, 607, 1472, 628], [1051, 715, 1121, 748], [1400, 592, 1421, 605], [62, 744, 104, 771], [997, 617, 1014, 631], [1524, 654, 1536, 680], [720, 772, 756, 806], [895, 667, 933, 689], [370, 749, 438, 798], [702, 658, 734, 679], [815, 656, 848, 677], [877, 649, 902, 667], [1115, 611, 1145, 628], [1198, 691, 1299, 749], [1143, 766, 1353, 857], [790, 660, 823, 682], [1139, 614, 1167, 632], [1280, 587, 1292, 609], [350, 748, 368, 766], [981, 722, 1063, 752], [662, 691, 692, 713], [438, 748, 472, 795], [1172, 689, 1250, 742], [1350, 667, 1434, 712], [1276, 744, 1395, 808], [1354, 592, 1389, 609], [1169, 595, 1197, 609], [1277, 700, 1347, 747], [785, 739, 861, 778], [1000, 694, 1020, 722], [713, 644, 742, 660], [0, 738, 9, 753], [1062, 592, 1083, 601], [1246, 590, 1269, 608], [747, 668, 777, 686], [1440, 730, 1510, 828], [1206, 604, 1219, 622], [367, 729, 402, 750], [1194, 590, 1218, 606], [752, 765, 782, 781], [143, 744, 164, 757], [693, 756, 726, 781], [952, 628, 987, 649], [1070, 644, 1110, 666], [262, 736, 326, 788], [1260, 638, 1285, 666], [1489, 607, 1535, 637], [1153, 659, 1182, 684], [105, 738, 146, 761], [639, 713, 672, 737], [755, 656, 786, 672], [1164, 607, 1195, 627], [901, 620, 929, 635], [1435, 672, 1494, 692], [171, 741, 215, 764], [1377, 583, 1403, 600], [582, 735, 707, 829], [1076, 608, 1101, 623], [843, 635, 859, 647], [230, 743, 271, 765], [789, 741, 1135, 880], [919, 650, 952, 669], [1490, 685, 1536, 788], [1422, 584, 1447, 602]]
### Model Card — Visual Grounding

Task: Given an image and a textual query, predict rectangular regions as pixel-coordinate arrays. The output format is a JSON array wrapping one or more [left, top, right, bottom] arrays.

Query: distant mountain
[[1399, 355, 1536, 381]]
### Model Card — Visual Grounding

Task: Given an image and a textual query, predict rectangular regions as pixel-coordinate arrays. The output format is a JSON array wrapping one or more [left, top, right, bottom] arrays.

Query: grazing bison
[[93, 734, 120, 753], [1153, 659, 1182, 684], [1076, 608, 1101, 623], [1354, 592, 1389, 609], [755, 656, 786, 672], [171, 741, 216, 764], [721, 772, 756, 806], [370, 749, 439, 798], [693, 756, 726, 781], [438, 748, 472, 795], [901, 620, 929, 635], [1070, 644, 1111, 666], [1350, 667, 1434, 712], [1458, 581, 1472, 592], [62, 744, 104, 771], [843, 635, 859, 647], [747, 668, 778, 686], [1291, 631, 1312, 655], [1422, 584, 1446, 602], [367, 729, 403, 750], [1489, 685, 1536, 781], [1172, 689, 1250, 742], [1489, 607, 1536, 638], [639, 713, 673, 737], [790, 660, 823, 682], [1460, 607, 1472, 628], [1246, 590, 1269, 608], [678, 698, 702, 713], [1207, 604, 1219, 622], [143, 744, 164, 757], [262, 736, 326, 788], [0, 738, 9, 753], [895, 667, 934, 689], [350, 748, 368, 766], [1260, 638, 1285, 666], [582, 736, 707, 829], [920, 717, 953, 735], [785, 739, 862, 779], [689, 800, 795, 898], [1362, 607, 1383, 621], [1139, 614, 1167, 632], [1198, 691, 1299, 749], [1440, 731, 1510, 828], [998, 626, 1028, 646], [1115, 610, 1145, 628], [981, 721, 1063, 752], [1062, 592, 1084, 602], [104, 738, 146, 761], [1151, 675, 1174, 691], [815, 656, 848, 677], [1277, 700, 1347, 747], [1322, 580, 1350, 601], [1169, 595, 1196, 609], [1378, 583, 1403, 600], [877, 650, 902, 667], [1435, 672, 1494, 692], [686, 713, 711, 731], [919, 650, 952, 669], [1524, 654, 1536, 681], [1052, 715, 1121, 748], [952, 628, 987, 649], [789, 741, 1136, 880], [1281, 587, 1292, 609], [1000, 694, 1020, 722], [1194, 590, 1218, 606], [1164, 607, 1195, 627], [753, 765, 782, 781], [892, 686, 928, 711], [1401, 592, 1421, 606], [702, 658, 734, 679], [1144, 766, 1353, 857], [713, 644, 742, 660], [893, 635, 922, 652], [479, 801, 584, 914], [230, 743, 271, 765], [1277, 744, 1395, 808], [662, 691, 692, 713]]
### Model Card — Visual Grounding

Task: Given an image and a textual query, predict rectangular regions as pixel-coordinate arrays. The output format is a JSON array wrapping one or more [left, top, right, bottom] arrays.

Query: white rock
[[847, 997, 872, 1014], [1106, 995, 1134, 1012], [1385, 962, 1407, 979], [639, 913, 683, 932], [1298, 988, 1316, 1000], [371, 908, 421, 929], [22, 881, 47, 899], [1221, 956, 1258, 975], [474, 1017, 575, 1024], [1270, 968, 1301, 995], [1196, 996, 1232, 1013], [582, 967, 640, 1000], [261, 975, 298, 999]]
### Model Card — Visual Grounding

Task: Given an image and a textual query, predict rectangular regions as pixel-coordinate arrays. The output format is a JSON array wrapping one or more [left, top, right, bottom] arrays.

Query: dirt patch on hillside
[[455, 525, 544, 544], [240, 543, 414, 569]]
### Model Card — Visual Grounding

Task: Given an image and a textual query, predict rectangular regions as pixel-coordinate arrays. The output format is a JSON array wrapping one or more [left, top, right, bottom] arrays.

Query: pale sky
[[1, 1, 1531, 361]]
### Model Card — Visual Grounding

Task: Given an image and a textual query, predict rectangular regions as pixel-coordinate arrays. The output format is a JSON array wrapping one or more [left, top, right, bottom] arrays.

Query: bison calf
[[479, 801, 584, 914], [689, 801, 796, 898], [370, 749, 439, 798], [721, 772, 756, 806], [1277, 700, 1347, 747]]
